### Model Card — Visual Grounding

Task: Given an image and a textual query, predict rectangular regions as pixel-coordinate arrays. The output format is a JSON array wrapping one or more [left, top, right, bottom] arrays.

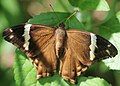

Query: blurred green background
[[0, 0, 120, 86]]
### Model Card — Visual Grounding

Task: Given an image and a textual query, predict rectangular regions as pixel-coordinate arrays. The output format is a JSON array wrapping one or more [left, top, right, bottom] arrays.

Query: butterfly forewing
[[3, 24, 57, 78]]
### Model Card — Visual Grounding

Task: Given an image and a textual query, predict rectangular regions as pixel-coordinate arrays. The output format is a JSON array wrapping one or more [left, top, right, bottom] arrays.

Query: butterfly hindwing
[[60, 43, 88, 84], [30, 25, 57, 77], [60, 30, 92, 84]]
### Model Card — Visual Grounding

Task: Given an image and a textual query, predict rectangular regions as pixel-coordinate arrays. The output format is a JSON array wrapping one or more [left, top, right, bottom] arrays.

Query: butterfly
[[3, 23, 118, 84]]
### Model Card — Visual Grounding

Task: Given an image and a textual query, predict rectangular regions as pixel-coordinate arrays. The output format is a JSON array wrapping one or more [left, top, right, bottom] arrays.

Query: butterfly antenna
[[49, 4, 61, 23], [65, 10, 78, 23]]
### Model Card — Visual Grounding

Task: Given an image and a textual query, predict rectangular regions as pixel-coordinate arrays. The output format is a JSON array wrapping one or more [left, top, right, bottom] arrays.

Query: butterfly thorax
[[55, 27, 66, 58]]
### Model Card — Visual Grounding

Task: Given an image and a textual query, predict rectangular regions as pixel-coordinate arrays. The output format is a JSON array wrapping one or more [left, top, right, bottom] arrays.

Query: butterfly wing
[[60, 30, 118, 84], [3, 24, 57, 78], [59, 30, 92, 84]]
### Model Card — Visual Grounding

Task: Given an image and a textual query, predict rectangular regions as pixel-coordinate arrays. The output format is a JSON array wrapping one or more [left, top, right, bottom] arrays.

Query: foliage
[[0, 0, 26, 86], [28, 12, 84, 29], [1, 0, 120, 86]]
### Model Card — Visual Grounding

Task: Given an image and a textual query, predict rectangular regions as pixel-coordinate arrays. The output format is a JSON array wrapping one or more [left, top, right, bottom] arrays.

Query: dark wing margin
[[94, 35, 118, 60], [3, 24, 26, 51]]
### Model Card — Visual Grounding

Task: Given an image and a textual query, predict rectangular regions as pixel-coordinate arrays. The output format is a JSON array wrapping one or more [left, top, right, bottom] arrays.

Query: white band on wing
[[23, 24, 32, 50], [89, 33, 97, 60]]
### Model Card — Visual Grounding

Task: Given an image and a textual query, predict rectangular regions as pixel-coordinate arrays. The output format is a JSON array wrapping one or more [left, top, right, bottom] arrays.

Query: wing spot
[[47, 73, 49, 76], [77, 72, 81, 76], [9, 29, 13, 32], [9, 35, 14, 39], [107, 44, 111, 47], [70, 79, 76, 84], [77, 66, 81, 71], [106, 49, 110, 55], [37, 75, 42, 79]]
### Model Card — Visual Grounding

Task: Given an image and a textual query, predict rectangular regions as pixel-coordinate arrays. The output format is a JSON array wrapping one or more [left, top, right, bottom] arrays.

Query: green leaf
[[28, 12, 84, 29], [96, 0, 110, 11], [99, 15, 120, 39], [52, 0, 74, 12], [0, 0, 24, 25], [116, 11, 120, 23], [68, 0, 80, 7], [1, 0, 21, 16], [65, 15, 85, 29], [103, 32, 120, 70], [68, 0, 100, 10], [14, 49, 37, 86], [78, 77, 110, 86], [28, 12, 69, 26], [0, 12, 9, 32]]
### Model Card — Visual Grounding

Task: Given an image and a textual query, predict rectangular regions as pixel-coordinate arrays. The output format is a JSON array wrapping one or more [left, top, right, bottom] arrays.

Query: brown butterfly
[[3, 23, 118, 84]]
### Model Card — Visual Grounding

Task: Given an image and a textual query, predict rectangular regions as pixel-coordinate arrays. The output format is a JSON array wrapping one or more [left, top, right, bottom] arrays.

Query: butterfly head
[[59, 22, 66, 29]]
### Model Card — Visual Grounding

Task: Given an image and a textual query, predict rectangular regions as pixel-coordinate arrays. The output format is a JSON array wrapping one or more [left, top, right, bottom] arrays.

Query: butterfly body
[[55, 26, 66, 58], [3, 23, 118, 84]]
